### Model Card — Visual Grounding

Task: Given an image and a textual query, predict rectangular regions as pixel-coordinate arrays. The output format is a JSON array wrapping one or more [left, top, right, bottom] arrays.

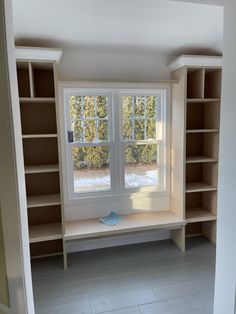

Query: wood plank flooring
[[32, 237, 215, 314]]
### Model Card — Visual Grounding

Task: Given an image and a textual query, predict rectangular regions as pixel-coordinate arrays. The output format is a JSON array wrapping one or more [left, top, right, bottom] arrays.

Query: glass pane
[[122, 95, 158, 140], [97, 96, 108, 118], [123, 119, 133, 140], [84, 120, 96, 142], [146, 96, 156, 118], [134, 96, 145, 117], [134, 119, 145, 140], [70, 96, 82, 120], [124, 144, 158, 188], [146, 119, 156, 140], [72, 120, 83, 142], [98, 120, 108, 141], [72, 146, 110, 192], [84, 96, 95, 118], [122, 96, 133, 120]]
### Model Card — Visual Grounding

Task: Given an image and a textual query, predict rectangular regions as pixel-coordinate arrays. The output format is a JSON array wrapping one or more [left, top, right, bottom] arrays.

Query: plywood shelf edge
[[29, 223, 62, 243], [186, 208, 216, 223], [27, 194, 61, 208]]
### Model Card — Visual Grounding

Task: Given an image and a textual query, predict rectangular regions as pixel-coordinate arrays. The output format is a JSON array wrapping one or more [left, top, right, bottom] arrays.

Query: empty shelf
[[64, 210, 185, 241], [19, 97, 55, 103], [186, 129, 219, 134], [186, 182, 217, 193], [22, 134, 57, 139], [29, 223, 62, 243], [186, 208, 216, 223], [27, 194, 61, 208], [186, 156, 218, 163], [25, 164, 59, 174]]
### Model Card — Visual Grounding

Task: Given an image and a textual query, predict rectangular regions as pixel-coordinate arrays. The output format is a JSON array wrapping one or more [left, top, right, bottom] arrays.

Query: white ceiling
[[12, 0, 223, 55]]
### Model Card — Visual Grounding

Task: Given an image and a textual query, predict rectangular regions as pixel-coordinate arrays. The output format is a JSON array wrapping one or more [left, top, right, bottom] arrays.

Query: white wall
[[214, 1, 236, 313], [58, 49, 172, 82]]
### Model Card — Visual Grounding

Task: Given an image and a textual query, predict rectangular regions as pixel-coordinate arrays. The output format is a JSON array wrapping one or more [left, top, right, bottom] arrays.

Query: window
[[121, 95, 164, 190], [63, 84, 169, 199], [68, 94, 112, 193]]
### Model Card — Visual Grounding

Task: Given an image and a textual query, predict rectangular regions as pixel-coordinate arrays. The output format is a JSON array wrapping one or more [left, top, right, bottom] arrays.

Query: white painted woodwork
[[214, 1, 236, 312], [15, 46, 62, 63], [0, 1, 35, 312], [168, 55, 223, 72]]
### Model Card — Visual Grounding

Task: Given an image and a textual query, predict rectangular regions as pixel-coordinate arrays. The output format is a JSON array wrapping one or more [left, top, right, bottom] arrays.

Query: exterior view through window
[[66, 88, 168, 197], [122, 96, 159, 188], [69, 95, 111, 193]]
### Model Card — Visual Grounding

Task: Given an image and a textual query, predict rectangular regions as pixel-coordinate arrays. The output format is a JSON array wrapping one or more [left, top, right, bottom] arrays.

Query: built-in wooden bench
[[63, 210, 186, 269]]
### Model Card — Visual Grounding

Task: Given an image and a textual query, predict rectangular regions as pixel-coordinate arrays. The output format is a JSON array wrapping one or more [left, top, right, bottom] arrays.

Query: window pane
[[97, 96, 108, 118], [84, 120, 96, 142], [146, 119, 156, 140], [84, 96, 95, 118], [134, 96, 145, 117], [72, 146, 111, 192], [123, 119, 133, 140], [134, 119, 145, 140], [98, 120, 108, 141], [122, 95, 158, 140], [72, 120, 83, 142], [124, 144, 158, 188], [70, 96, 82, 119], [122, 96, 133, 120], [146, 96, 156, 118]]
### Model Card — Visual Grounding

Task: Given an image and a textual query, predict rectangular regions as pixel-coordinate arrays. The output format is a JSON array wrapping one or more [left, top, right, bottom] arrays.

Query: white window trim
[[57, 82, 171, 204]]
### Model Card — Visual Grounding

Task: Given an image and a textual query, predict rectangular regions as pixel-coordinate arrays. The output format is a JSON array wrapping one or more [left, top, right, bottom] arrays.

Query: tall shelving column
[[169, 56, 222, 246], [16, 47, 64, 258]]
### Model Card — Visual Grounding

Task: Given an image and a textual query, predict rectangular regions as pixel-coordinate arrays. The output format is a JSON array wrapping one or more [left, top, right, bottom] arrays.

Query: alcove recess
[[16, 48, 63, 258], [169, 56, 222, 247]]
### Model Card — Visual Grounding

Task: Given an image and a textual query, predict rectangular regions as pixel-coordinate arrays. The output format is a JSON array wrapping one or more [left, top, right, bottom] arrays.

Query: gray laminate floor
[[32, 237, 215, 314]]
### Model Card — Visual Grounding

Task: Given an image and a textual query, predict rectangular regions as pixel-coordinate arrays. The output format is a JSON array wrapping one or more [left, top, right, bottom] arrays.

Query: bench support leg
[[63, 240, 68, 270], [171, 226, 185, 252]]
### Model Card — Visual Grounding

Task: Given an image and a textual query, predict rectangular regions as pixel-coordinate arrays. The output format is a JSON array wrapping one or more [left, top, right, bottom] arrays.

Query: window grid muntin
[[122, 95, 158, 141], [69, 95, 109, 144]]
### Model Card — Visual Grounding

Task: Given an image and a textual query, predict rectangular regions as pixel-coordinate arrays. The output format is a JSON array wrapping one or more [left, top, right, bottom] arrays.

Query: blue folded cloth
[[99, 211, 124, 226]]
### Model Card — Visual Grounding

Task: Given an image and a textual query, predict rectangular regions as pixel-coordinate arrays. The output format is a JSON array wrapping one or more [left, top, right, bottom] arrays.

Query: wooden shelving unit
[[16, 47, 63, 258], [169, 55, 222, 246]]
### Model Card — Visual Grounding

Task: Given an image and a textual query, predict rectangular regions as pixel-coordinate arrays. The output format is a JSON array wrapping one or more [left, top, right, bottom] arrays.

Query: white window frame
[[58, 82, 171, 202]]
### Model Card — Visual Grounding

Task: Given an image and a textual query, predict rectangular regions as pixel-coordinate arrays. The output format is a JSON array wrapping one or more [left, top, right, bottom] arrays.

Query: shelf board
[[186, 129, 219, 134], [27, 194, 61, 208], [186, 156, 218, 163], [29, 223, 62, 243], [19, 97, 55, 103], [25, 164, 59, 174], [186, 182, 217, 193], [22, 134, 57, 139], [186, 98, 221, 103], [186, 208, 216, 223], [64, 210, 186, 241]]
